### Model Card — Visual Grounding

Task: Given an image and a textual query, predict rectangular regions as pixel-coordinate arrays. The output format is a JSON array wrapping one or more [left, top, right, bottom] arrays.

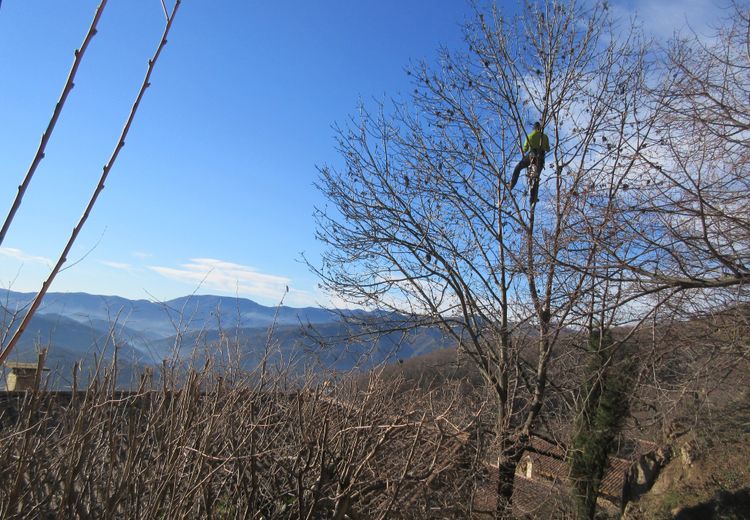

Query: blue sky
[[0, 0, 721, 307]]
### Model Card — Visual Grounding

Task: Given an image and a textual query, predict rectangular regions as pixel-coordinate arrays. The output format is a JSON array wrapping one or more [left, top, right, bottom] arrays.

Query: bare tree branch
[[0, 1, 182, 366], [0, 0, 108, 247]]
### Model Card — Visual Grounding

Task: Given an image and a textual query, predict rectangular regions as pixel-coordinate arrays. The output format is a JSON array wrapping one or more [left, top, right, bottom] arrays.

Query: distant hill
[[1, 311, 154, 389], [1, 290, 358, 339], [0, 290, 453, 388], [150, 320, 455, 373]]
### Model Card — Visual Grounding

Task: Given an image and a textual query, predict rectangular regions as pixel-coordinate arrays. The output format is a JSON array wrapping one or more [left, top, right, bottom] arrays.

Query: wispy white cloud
[[0, 247, 51, 265], [101, 260, 134, 271], [610, 0, 721, 42], [319, 291, 368, 311], [148, 258, 319, 306], [131, 251, 153, 260]]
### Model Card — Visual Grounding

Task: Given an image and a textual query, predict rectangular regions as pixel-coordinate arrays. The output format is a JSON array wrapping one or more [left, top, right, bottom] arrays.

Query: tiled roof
[[515, 434, 632, 509], [599, 456, 630, 501], [473, 468, 572, 518], [522, 451, 568, 482], [528, 435, 566, 458], [513, 475, 570, 518]]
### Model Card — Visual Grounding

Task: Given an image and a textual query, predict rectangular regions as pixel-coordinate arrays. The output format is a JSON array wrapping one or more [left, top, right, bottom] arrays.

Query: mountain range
[[0, 290, 451, 388]]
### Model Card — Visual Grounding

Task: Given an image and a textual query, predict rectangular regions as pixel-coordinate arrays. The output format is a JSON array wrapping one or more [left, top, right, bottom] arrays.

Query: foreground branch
[[0, 1, 182, 366], [0, 0, 108, 247]]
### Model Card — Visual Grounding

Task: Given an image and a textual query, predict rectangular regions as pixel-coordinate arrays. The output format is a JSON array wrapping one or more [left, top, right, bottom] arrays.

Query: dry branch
[[0, 1, 182, 366], [0, 0, 108, 247]]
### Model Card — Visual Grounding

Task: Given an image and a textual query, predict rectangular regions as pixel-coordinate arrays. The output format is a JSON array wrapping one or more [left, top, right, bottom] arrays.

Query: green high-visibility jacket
[[522, 129, 551, 156]]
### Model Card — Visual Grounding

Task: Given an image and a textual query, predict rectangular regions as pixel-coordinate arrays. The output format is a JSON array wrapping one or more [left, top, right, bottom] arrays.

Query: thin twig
[[0, 0, 108, 247], [160, 0, 169, 23]]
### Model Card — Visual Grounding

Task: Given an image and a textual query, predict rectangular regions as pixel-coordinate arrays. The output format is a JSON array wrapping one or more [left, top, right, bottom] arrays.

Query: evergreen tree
[[569, 329, 632, 519]]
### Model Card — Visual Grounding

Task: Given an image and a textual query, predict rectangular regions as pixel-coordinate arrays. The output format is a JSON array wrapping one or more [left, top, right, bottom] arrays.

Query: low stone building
[[3, 361, 47, 391]]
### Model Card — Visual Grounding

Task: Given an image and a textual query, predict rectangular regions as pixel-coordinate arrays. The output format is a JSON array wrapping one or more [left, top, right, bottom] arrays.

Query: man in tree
[[510, 121, 551, 203], [314, 1, 646, 514]]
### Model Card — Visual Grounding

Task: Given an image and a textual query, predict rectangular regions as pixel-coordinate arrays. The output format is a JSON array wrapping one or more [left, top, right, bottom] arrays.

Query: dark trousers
[[510, 154, 544, 203]]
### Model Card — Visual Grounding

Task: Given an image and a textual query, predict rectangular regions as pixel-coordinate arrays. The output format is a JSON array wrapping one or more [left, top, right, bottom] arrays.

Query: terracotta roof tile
[[473, 469, 571, 518], [599, 456, 630, 500]]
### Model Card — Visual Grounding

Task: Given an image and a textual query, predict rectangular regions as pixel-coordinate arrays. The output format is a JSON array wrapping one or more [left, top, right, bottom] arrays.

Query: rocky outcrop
[[624, 445, 672, 504]]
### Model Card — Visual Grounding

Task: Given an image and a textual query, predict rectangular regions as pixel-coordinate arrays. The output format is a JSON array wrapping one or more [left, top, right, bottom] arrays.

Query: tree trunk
[[495, 439, 526, 519]]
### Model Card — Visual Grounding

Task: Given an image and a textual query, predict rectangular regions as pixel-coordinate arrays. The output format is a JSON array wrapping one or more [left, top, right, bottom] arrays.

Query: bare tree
[[586, 5, 750, 420], [312, 1, 650, 514], [601, 3, 750, 296], [558, 9, 750, 514]]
